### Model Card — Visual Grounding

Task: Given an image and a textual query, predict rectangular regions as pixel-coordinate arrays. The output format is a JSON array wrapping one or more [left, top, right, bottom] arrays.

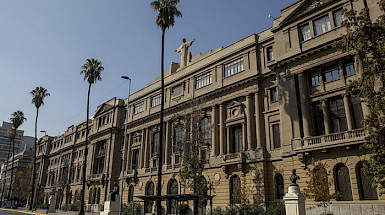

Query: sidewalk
[[0, 208, 96, 215]]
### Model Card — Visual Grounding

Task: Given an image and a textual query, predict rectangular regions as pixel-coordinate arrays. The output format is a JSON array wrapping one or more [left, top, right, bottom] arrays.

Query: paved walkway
[[0, 208, 96, 215]]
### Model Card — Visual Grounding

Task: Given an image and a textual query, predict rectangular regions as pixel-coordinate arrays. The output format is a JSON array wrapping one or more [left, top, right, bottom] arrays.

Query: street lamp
[[40, 130, 47, 136], [120, 76, 131, 215]]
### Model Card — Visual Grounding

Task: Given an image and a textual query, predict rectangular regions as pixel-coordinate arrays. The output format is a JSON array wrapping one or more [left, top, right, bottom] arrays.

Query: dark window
[[357, 163, 378, 200], [128, 185, 134, 203], [275, 174, 285, 199], [351, 98, 364, 129], [267, 46, 274, 61], [272, 124, 281, 149], [88, 188, 93, 204], [270, 87, 278, 102], [231, 125, 243, 153], [230, 175, 241, 204], [152, 132, 160, 156], [145, 182, 155, 213], [345, 63, 355, 76], [167, 179, 178, 214], [174, 125, 184, 153], [335, 164, 353, 201], [96, 188, 101, 204], [313, 102, 325, 135], [324, 67, 340, 82], [131, 150, 139, 170], [200, 116, 212, 145], [93, 140, 106, 174], [328, 97, 347, 133]]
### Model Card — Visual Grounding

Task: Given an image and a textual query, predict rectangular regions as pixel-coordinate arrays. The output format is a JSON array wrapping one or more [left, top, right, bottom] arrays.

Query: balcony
[[221, 152, 246, 166], [292, 128, 366, 152]]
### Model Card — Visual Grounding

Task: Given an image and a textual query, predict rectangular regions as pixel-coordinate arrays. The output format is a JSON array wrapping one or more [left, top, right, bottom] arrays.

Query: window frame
[[134, 102, 144, 114], [151, 94, 161, 107], [313, 14, 332, 36], [195, 71, 212, 89], [266, 46, 274, 62], [300, 23, 311, 41], [224, 57, 244, 78]]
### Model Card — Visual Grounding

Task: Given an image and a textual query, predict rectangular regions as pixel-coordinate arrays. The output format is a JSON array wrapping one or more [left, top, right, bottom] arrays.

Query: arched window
[[357, 162, 378, 200], [230, 175, 241, 205], [334, 164, 353, 201], [88, 188, 93, 204], [168, 179, 179, 214], [128, 185, 134, 203], [145, 181, 155, 213], [275, 174, 284, 199], [92, 188, 96, 204]]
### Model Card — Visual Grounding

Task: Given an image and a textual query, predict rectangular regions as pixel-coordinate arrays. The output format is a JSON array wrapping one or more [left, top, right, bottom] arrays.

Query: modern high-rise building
[[0, 122, 24, 164], [35, 0, 384, 214]]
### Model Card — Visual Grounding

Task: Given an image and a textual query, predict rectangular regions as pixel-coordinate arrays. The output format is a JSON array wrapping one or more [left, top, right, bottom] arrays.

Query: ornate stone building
[[36, 0, 384, 214]]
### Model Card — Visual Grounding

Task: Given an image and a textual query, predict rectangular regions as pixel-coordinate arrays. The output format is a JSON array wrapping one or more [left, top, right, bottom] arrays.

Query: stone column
[[211, 106, 218, 157], [343, 94, 354, 130], [246, 94, 253, 150], [254, 91, 263, 149], [219, 104, 225, 155], [126, 133, 132, 170], [298, 74, 311, 137], [322, 99, 331, 134], [226, 126, 230, 154], [143, 129, 149, 168], [242, 123, 247, 152], [165, 121, 170, 165]]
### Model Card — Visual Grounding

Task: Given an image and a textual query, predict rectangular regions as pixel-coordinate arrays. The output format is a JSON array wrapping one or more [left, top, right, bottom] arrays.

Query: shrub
[[122, 202, 142, 215], [178, 203, 190, 215], [266, 201, 285, 215]]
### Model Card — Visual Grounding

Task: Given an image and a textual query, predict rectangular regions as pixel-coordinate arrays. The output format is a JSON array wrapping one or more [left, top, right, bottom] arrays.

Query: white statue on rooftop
[[175, 38, 195, 68]]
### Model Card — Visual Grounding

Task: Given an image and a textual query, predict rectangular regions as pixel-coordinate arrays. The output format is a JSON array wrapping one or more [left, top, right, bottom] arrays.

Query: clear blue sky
[[0, 0, 297, 137]]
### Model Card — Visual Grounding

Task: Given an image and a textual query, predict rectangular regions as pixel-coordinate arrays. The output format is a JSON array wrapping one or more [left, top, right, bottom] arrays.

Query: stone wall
[[305, 203, 385, 215]]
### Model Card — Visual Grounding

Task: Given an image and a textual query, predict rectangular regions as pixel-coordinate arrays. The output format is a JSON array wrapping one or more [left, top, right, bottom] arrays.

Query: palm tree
[[29, 86, 50, 210], [79, 58, 104, 215], [150, 1, 181, 214], [8, 111, 26, 200]]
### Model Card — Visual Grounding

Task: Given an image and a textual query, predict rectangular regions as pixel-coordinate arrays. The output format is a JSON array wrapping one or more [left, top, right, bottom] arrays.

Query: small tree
[[304, 161, 338, 214], [335, 0, 385, 192], [178, 99, 211, 214]]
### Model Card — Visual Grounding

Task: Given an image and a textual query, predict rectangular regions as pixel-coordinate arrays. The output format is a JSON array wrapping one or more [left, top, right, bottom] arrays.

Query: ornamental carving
[[226, 101, 245, 123]]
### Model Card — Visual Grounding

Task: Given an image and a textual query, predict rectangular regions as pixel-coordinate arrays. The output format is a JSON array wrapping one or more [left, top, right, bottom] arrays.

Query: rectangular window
[[151, 94, 161, 107], [267, 46, 274, 61], [313, 15, 332, 36], [333, 9, 345, 28], [345, 63, 355, 76], [324, 67, 340, 82], [134, 102, 144, 114], [313, 102, 325, 135], [351, 97, 364, 129], [328, 97, 347, 133], [272, 124, 281, 149], [200, 116, 212, 144], [132, 150, 139, 170], [231, 125, 243, 153], [310, 73, 320, 86], [300, 24, 311, 41], [224, 58, 244, 77], [172, 86, 183, 96], [195, 71, 212, 89], [270, 87, 278, 102]]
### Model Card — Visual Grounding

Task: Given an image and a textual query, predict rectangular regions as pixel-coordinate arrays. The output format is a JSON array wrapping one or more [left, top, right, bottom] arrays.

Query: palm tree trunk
[[8, 134, 15, 200], [29, 108, 39, 210], [79, 83, 91, 215], [157, 29, 165, 215], [1, 138, 12, 203]]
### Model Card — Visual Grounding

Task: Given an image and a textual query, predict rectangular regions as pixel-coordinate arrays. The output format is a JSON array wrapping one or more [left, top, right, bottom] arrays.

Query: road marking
[[0, 208, 45, 215]]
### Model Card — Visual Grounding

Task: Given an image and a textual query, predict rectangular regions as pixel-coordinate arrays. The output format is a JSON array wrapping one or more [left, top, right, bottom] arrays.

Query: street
[[0, 208, 91, 215]]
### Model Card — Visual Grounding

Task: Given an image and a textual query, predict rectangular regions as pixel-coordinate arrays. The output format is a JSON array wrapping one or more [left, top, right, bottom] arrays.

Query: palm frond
[[80, 58, 104, 84]]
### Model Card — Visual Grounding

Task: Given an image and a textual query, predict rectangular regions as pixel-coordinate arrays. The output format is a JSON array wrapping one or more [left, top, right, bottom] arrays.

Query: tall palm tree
[[150, 1, 181, 214], [8, 111, 26, 200], [79, 58, 104, 215], [29, 86, 50, 210]]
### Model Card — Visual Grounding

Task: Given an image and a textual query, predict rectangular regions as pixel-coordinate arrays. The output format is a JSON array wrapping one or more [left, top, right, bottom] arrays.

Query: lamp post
[[40, 130, 47, 136], [120, 76, 131, 215]]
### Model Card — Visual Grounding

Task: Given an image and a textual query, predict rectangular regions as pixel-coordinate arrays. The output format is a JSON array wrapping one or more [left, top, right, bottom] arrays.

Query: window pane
[[272, 124, 281, 149], [333, 9, 345, 27], [270, 87, 278, 102], [313, 15, 331, 36], [324, 68, 340, 82], [300, 24, 311, 41], [345, 63, 355, 76], [313, 102, 325, 135], [224, 58, 244, 77]]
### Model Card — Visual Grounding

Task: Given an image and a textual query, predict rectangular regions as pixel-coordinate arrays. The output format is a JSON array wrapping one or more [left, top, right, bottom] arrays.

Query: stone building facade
[[36, 0, 384, 214]]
